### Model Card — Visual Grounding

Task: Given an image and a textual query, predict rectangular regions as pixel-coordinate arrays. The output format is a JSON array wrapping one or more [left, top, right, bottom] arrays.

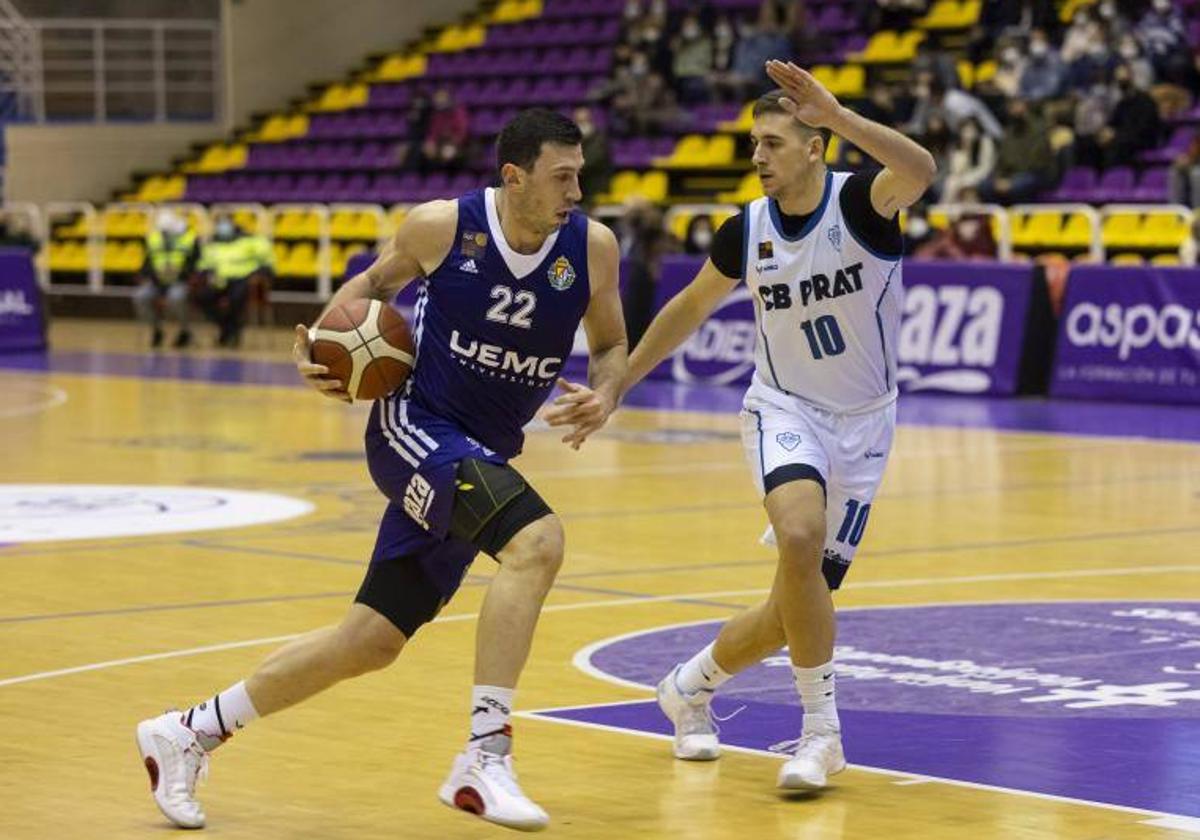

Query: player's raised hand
[[765, 60, 842, 129], [292, 323, 351, 403], [543, 377, 614, 450]]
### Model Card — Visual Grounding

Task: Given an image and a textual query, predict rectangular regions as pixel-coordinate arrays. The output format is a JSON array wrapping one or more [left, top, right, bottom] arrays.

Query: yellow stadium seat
[[274, 210, 321, 240], [48, 241, 85, 272], [853, 30, 925, 64], [491, 0, 542, 22], [704, 135, 735, 166], [286, 242, 319, 277], [1011, 212, 1062, 249], [385, 205, 411, 236], [1150, 253, 1182, 266], [431, 24, 486, 53], [331, 242, 368, 277], [717, 171, 764, 203], [919, 0, 981, 29], [655, 135, 709, 168], [824, 134, 840, 164], [637, 171, 668, 202], [833, 65, 866, 97], [272, 242, 291, 268], [311, 83, 368, 112], [975, 60, 997, 85], [1138, 214, 1189, 248], [330, 211, 356, 240], [1058, 213, 1094, 248], [351, 213, 380, 240], [720, 102, 755, 132], [811, 65, 838, 90], [1101, 213, 1142, 249], [231, 210, 261, 233], [928, 209, 950, 229], [1110, 253, 1144, 265], [373, 53, 428, 82], [957, 61, 975, 89]]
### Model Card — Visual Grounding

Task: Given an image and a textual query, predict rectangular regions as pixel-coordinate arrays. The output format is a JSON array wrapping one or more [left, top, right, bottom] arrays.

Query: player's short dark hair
[[496, 108, 583, 175], [752, 89, 832, 150]]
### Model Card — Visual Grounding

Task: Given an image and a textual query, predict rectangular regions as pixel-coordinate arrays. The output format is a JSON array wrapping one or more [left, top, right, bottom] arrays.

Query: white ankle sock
[[469, 685, 514, 746], [675, 642, 733, 696], [793, 661, 840, 735], [183, 680, 259, 751]]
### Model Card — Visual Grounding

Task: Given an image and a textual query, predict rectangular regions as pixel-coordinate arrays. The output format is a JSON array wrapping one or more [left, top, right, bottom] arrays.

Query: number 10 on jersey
[[800, 315, 846, 360]]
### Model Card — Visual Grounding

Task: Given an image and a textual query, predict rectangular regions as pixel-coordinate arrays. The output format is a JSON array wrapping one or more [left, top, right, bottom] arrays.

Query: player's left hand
[[543, 377, 615, 450], [764, 60, 842, 128]]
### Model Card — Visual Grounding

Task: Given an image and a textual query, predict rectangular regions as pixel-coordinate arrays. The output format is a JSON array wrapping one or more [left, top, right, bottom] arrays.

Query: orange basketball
[[310, 299, 415, 401]]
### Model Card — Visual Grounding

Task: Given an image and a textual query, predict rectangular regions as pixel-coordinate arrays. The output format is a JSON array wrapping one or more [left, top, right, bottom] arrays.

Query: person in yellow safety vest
[[197, 213, 274, 348], [134, 209, 199, 348]]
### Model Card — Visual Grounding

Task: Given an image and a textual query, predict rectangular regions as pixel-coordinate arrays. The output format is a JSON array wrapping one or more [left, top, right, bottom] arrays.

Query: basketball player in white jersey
[[622, 61, 936, 790]]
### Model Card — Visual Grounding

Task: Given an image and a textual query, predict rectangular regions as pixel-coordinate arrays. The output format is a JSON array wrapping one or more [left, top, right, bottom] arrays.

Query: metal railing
[[0, 17, 220, 123]]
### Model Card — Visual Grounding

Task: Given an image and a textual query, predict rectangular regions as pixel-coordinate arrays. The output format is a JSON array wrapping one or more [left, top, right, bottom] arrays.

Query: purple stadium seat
[[1131, 168, 1170, 202], [1140, 126, 1195, 164], [1048, 166, 1098, 202], [1093, 167, 1135, 203]]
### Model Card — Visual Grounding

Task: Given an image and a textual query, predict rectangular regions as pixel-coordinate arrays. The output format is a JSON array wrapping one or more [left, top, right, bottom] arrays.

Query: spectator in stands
[[682, 214, 716, 256], [1019, 29, 1067, 102], [574, 107, 613, 207], [421, 87, 469, 171], [902, 204, 936, 255], [708, 16, 741, 103], [615, 197, 674, 349], [1061, 6, 1104, 64], [400, 91, 433, 170], [911, 40, 961, 91], [1094, 63, 1163, 168], [1094, 0, 1133, 39], [1169, 132, 1200, 208], [979, 0, 1059, 38], [670, 13, 714, 104], [907, 73, 1004, 140], [197, 214, 273, 349], [1064, 25, 1117, 93], [1072, 71, 1118, 170], [989, 40, 1025, 98], [728, 9, 792, 99], [915, 211, 999, 260], [134, 209, 199, 349], [1134, 0, 1191, 85], [0, 214, 38, 252], [980, 99, 1056, 203], [858, 82, 900, 128], [941, 118, 997, 204], [1115, 35, 1155, 91], [787, 1, 836, 67], [628, 72, 686, 135]]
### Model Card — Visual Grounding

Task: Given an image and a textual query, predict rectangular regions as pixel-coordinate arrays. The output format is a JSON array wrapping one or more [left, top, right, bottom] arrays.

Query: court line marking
[[3, 575, 1198, 691], [544, 597, 1200, 831], [510, 711, 1198, 832], [0, 382, 68, 418]]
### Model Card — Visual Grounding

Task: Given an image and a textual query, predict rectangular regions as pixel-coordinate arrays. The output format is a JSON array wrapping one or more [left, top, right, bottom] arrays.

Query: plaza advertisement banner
[[646, 257, 1042, 395], [0, 248, 46, 353], [1051, 266, 1200, 404]]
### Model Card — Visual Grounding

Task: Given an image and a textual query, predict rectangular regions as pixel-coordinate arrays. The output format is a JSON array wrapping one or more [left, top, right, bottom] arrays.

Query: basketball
[[310, 299, 415, 401]]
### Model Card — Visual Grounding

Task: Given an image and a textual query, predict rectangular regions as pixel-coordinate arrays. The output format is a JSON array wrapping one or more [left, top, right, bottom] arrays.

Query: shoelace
[[768, 731, 838, 757], [477, 752, 522, 797]]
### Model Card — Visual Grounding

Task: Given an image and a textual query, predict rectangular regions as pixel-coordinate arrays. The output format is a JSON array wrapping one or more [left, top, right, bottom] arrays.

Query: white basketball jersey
[[744, 170, 903, 413]]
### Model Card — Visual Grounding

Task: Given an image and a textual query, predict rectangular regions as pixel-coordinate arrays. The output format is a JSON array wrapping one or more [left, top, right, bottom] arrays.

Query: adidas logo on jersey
[[460, 259, 479, 274]]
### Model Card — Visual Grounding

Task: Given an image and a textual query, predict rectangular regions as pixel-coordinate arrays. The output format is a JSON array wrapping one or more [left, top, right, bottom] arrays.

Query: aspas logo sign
[[1064, 302, 1200, 361], [896, 284, 1004, 393], [672, 286, 756, 385]]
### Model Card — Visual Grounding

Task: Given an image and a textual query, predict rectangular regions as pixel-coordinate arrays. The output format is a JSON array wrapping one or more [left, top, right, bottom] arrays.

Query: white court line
[[3, 570, 1198, 691], [0, 382, 68, 418], [513, 708, 1199, 833]]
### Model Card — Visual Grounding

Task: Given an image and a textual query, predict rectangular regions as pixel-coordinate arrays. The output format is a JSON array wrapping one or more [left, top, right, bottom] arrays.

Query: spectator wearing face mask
[[1114, 35, 1155, 90], [1094, 62, 1163, 169], [906, 73, 1004, 141], [574, 107, 613, 207], [1019, 29, 1067, 102], [1072, 70, 1118, 170], [197, 214, 274, 348], [682, 214, 716, 255], [670, 13, 714, 104], [1061, 8, 1103, 64], [1135, 0, 1191, 85], [708, 16, 741, 103], [903, 204, 937, 256], [980, 99, 1057, 204], [940, 119, 997, 204], [989, 42, 1026, 99], [915, 211, 999, 261]]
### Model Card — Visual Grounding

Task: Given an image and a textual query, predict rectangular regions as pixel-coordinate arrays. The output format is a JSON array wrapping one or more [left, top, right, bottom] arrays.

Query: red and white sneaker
[[777, 731, 846, 790], [136, 710, 209, 829], [438, 732, 548, 832]]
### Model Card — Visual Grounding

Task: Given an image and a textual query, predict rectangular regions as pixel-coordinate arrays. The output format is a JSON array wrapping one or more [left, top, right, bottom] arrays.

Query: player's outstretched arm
[[765, 60, 937, 216], [622, 258, 739, 394], [544, 220, 628, 449], [291, 200, 456, 402]]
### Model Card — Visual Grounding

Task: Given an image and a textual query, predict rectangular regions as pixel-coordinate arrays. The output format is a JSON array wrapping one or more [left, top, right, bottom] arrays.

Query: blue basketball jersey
[[377, 187, 592, 459]]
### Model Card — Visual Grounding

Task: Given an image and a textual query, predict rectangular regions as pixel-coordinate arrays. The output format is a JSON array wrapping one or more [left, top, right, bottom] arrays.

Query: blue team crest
[[547, 256, 576, 291], [827, 224, 842, 252], [776, 431, 802, 451]]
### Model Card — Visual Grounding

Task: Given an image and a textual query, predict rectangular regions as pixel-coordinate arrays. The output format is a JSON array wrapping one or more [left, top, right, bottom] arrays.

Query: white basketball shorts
[[739, 378, 896, 588]]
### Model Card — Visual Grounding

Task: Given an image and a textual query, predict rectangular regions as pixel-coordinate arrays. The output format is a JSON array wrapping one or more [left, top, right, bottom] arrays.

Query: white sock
[[675, 642, 733, 696], [469, 685, 514, 748], [793, 661, 840, 735], [183, 680, 259, 752]]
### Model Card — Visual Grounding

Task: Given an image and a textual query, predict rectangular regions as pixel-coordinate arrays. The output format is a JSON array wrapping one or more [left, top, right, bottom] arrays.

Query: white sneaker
[[136, 710, 209, 829], [777, 731, 846, 790], [437, 733, 549, 832], [656, 665, 720, 760]]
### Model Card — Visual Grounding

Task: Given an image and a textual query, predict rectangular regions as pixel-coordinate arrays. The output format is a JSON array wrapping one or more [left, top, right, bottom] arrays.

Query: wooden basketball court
[[1, 319, 1197, 839]]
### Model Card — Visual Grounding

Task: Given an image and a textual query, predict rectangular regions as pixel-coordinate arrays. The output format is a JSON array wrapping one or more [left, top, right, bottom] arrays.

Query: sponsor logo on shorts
[[403, 473, 436, 530], [775, 431, 802, 451]]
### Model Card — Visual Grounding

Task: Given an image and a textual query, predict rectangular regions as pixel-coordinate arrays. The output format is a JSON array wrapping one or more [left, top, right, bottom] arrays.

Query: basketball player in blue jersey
[[623, 63, 936, 792], [135, 109, 627, 832]]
